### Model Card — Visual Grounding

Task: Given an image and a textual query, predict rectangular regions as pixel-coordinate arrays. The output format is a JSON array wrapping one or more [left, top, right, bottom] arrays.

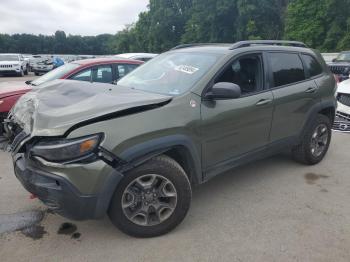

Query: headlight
[[31, 134, 103, 163]]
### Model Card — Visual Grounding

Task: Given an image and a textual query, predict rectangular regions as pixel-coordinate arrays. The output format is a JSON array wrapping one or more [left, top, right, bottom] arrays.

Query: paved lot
[[0, 72, 38, 83], [0, 132, 349, 261]]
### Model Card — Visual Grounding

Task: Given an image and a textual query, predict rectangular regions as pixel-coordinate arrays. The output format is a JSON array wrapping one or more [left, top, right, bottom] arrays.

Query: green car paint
[[5, 42, 337, 221]]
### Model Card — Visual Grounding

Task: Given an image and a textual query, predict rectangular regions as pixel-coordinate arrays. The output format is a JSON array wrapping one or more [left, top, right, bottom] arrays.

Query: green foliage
[[0, 31, 114, 55], [0, 0, 349, 54], [285, 0, 350, 51], [111, 0, 291, 52]]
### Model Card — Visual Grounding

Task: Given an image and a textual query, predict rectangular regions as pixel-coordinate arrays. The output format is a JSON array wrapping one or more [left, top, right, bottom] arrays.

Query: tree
[[285, 0, 350, 51]]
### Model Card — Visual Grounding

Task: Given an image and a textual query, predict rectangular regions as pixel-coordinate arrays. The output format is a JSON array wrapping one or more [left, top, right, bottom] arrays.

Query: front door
[[201, 53, 274, 177]]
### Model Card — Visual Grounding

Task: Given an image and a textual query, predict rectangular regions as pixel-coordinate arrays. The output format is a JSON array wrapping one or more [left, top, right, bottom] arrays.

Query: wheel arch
[[300, 100, 336, 140], [118, 135, 202, 185]]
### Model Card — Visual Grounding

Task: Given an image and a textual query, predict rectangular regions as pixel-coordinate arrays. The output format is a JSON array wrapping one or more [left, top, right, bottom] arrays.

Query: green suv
[[3, 41, 337, 237]]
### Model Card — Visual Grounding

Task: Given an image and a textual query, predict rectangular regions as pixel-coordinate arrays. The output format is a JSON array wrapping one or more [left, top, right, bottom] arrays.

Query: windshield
[[0, 55, 19, 61], [336, 52, 350, 61], [31, 63, 80, 86], [118, 52, 221, 95]]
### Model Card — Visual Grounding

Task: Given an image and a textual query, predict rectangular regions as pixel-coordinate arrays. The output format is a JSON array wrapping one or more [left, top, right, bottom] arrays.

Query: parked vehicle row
[[0, 40, 337, 238], [0, 53, 159, 77]]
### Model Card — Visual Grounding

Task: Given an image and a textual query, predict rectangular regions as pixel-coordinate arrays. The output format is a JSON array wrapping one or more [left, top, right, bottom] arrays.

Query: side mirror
[[205, 82, 241, 100], [25, 80, 32, 85]]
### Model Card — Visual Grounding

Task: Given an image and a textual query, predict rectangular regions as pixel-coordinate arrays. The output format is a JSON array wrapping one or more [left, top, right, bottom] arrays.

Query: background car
[[0, 57, 143, 132], [116, 53, 158, 62], [333, 78, 350, 132], [327, 51, 350, 82], [0, 53, 28, 76]]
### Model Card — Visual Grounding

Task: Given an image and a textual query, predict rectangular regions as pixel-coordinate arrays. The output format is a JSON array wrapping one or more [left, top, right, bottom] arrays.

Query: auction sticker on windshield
[[174, 65, 199, 75]]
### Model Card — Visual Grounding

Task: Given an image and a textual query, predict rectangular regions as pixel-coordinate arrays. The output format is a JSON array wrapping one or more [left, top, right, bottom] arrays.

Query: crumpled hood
[[10, 79, 172, 137]]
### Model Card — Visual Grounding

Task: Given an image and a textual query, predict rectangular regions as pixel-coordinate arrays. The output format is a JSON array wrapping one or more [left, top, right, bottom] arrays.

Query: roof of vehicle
[[116, 53, 159, 59], [72, 57, 144, 66], [169, 41, 312, 54], [0, 53, 21, 56]]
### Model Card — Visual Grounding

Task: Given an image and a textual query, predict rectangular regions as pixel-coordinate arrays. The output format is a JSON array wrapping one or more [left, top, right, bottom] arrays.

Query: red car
[[0, 57, 143, 130]]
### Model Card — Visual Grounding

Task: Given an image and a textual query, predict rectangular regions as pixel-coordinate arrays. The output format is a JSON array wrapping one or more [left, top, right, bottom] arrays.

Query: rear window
[[302, 54, 323, 78], [269, 53, 305, 87]]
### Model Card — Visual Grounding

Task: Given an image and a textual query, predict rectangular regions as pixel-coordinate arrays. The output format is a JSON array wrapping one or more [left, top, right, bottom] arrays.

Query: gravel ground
[[0, 132, 349, 262]]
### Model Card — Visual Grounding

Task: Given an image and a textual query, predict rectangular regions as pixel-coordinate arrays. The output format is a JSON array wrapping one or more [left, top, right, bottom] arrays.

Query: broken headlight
[[31, 134, 103, 163]]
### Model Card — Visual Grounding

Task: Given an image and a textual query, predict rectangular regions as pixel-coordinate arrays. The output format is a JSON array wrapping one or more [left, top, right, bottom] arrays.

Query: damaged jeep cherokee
[[2, 41, 337, 238]]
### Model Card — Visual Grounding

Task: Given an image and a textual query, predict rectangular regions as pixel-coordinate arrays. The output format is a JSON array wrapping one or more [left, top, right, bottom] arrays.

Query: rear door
[[267, 52, 320, 142]]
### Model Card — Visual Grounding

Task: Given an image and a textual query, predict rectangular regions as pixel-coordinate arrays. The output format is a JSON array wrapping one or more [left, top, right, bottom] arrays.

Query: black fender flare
[[118, 134, 202, 184], [300, 99, 336, 141]]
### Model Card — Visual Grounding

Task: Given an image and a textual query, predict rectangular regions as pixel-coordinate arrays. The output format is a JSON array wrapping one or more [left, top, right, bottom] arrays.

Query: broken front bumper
[[12, 153, 124, 220]]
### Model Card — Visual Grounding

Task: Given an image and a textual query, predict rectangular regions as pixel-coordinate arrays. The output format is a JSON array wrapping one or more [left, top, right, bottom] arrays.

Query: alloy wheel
[[310, 123, 329, 157], [121, 174, 178, 226]]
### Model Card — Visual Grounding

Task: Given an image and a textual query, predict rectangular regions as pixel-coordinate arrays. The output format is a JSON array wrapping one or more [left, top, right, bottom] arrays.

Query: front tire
[[108, 155, 192, 238], [18, 68, 24, 77], [292, 114, 331, 165]]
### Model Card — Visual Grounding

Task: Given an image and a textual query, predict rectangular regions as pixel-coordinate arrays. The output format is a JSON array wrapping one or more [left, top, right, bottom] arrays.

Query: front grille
[[329, 65, 349, 75], [333, 111, 350, 132], [0, 65, 13, 68], [335, 111, 350, 121], [337, 93, 350, 106], [11, 130, 28, 149], [333, 121, 350, 132]]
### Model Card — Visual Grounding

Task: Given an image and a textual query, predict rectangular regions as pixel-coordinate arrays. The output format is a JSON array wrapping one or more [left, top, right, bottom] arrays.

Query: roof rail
[[171, 43, 229, 50], [230, 40, 307, 49]]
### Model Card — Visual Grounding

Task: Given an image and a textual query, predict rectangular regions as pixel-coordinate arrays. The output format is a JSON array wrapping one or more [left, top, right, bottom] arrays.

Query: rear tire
[[292, 114, 331, 165], [108, 155, 192, 238]]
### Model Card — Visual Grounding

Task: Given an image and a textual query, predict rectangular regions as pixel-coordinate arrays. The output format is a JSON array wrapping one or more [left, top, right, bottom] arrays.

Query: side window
[[70, 68, 92, 82], [92, 65, 112, 83], [215, 54, 263, 95], [302, 54, 323, 78], [269, 53, 305, 87], [117, 64, 139, 80]]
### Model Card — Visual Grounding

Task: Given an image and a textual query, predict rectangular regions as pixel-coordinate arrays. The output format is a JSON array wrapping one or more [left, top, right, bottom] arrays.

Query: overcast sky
[[0, 0, 149, 36]]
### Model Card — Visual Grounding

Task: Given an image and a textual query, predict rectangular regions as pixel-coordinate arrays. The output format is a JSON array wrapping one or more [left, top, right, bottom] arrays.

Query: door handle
[[256, 99, 272, 106], [305, 87, 318, 93]]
